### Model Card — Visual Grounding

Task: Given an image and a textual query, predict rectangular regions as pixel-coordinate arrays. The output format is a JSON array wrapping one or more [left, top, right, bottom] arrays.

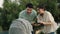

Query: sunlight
[[0, 0, 4, 8]]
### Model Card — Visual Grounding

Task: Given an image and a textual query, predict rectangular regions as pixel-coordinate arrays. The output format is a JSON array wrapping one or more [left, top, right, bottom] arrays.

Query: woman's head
[[37, 4, 46, 14]]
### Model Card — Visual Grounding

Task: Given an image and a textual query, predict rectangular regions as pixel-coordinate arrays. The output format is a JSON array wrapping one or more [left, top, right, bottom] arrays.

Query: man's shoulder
[[37, 14, 40, 17], [45, 11, 53, 17], [19, 10, 26, 15], [20, 10, 26, 13], [32, 9, 37, 14], [32, 9, 36, 12], [45, 11, 52, 15]]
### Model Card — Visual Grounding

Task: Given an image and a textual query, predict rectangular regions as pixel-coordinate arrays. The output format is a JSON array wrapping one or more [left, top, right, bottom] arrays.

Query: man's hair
[[26, 3, 33, 8], [37, 4, 46, 10]]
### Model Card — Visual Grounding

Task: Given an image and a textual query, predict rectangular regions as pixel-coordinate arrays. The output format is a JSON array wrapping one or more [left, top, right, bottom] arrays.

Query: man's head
[[37, 4, 46, 15], [26, 3, 33, 14]]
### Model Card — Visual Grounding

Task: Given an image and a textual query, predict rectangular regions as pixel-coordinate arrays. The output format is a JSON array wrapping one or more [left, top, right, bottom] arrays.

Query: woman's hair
[[37, 4, 46, 10]]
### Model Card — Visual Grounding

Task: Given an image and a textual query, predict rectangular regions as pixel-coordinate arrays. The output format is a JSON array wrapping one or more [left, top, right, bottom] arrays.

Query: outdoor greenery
[[0, 0, 60, 33], [57, 0, 60, 3], [57, 27, 60, 34]]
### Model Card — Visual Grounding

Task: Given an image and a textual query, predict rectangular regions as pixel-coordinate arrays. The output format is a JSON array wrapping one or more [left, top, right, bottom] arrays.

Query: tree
[[57, 0, 60, 3], [57, 27, 60, 34], [1, 0, 60, 31], [1, 0, 20, 31]]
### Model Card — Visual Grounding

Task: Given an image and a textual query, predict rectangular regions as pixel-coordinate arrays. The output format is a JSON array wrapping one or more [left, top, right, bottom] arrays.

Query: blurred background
[[0, 0, 60, 34]]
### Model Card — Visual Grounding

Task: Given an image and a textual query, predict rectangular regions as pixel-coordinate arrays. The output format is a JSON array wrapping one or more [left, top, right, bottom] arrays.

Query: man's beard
[[40, 13, 44, 16], [27, 12, 32, 14]]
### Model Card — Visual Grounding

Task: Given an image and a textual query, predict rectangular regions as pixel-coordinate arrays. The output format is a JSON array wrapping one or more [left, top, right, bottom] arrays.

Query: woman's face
[[37, 8, 45, 14]]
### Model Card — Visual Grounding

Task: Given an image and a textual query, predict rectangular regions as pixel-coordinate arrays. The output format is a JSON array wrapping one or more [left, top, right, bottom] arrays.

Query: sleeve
[[9, 27, 27, 34], [47, 12, 58, 30], [33, 14, 37, 23], [34, 11, 37, 16], [37, 15, 42, 23], [19, 11, 24, 18], [47, 12, 55, 23], [37, 15, 40, 23], [31, 10, 37, 23]]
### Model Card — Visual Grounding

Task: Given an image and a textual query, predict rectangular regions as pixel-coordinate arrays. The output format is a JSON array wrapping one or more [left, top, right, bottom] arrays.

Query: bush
[[56, 27, 60, 34], [0, 0, 60, 31]]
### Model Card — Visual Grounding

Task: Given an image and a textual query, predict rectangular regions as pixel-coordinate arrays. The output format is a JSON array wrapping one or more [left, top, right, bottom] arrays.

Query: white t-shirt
[[37, 11, 58, 33]]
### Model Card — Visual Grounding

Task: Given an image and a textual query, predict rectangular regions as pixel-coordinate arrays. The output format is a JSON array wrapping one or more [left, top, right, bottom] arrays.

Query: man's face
[[37, 8, 45, 14], [26, 7, 32, 14]]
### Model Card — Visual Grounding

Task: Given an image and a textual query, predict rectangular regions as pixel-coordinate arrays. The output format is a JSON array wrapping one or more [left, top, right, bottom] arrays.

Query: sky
[[11, 0, 20, 5], [0, 0, 4, 8], [0, 0, 20, 8]]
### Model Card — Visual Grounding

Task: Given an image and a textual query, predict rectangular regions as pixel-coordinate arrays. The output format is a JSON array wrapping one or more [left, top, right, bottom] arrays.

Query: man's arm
[[42, 12, 55, 25], [41, 21, 52, 25], [31, 11, 37, 25]]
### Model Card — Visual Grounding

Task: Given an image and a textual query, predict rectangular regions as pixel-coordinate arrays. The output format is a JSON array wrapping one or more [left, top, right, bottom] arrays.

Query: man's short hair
[[26, 3, 33, 8], [37, 4, 46, 10]]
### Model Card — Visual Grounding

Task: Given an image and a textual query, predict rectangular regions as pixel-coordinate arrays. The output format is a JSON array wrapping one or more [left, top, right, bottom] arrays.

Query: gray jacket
[[9, 18, 33, 34]]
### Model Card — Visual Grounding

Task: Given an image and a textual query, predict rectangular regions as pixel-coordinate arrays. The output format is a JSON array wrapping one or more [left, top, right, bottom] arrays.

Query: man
[[37, 5, 57, 34], [19, 3, 37, 24], [9, 18, 33, 34]]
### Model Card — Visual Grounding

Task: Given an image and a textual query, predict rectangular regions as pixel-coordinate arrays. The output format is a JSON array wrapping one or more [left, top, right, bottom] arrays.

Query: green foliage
[[57, 0, 60, 3], [57, 27, 60, 34], [0, 8, 3, 26], [1, 0, 21, 31], [0, 0, 60, 31], [21, 0, 60, 22], [39, 32, 44, 34]]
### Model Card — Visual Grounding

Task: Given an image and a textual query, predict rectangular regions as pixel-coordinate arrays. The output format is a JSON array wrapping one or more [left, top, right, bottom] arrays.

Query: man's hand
[[38, 21, 45, 24], [31, 23, 40, 26], [31, 23, 35, 26], [40, 21, 52, 25]]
